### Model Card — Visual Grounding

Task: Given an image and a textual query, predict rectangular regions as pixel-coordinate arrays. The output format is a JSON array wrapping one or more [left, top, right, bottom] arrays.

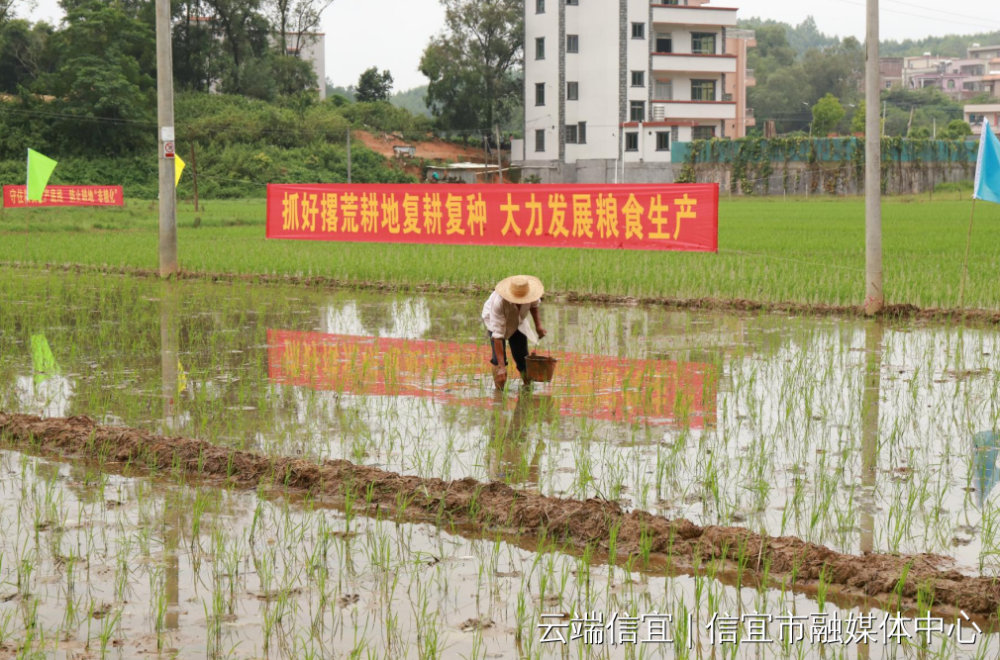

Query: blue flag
[[975, 119, 1000, 204]]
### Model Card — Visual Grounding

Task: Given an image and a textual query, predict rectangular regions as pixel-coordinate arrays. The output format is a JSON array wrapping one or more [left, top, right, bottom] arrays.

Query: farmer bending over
[[482, 275, 547, 390]]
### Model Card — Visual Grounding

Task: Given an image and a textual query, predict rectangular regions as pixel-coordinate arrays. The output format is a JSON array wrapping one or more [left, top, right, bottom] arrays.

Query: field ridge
[[2, 412, 999, 618]]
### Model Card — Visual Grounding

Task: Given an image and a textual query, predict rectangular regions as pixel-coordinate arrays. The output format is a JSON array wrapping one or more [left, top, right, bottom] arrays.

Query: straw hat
[[495, 275, 544, 304]]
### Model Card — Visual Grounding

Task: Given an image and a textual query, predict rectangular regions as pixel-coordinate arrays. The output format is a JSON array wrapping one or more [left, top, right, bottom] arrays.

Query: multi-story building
[[516, 0, 754, 182], [902, 45, 1000, 101]]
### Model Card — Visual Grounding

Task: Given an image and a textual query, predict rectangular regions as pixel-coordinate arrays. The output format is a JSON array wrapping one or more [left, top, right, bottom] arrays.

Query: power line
[[828, 0, 1000, 31], [881, 0, 1000, 26]]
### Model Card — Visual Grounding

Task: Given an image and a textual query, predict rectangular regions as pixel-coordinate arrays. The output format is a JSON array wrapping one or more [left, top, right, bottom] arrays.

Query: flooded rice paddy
[[2, 268, 1000, 658]]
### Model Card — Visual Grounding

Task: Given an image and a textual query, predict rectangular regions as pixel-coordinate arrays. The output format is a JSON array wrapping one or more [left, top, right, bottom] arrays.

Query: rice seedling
[[3, 265, 1000, 658]]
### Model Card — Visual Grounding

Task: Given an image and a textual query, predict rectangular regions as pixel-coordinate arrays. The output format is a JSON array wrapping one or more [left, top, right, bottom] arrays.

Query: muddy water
[[2, 269, 1000, 655], [0, 448, 995, 660]]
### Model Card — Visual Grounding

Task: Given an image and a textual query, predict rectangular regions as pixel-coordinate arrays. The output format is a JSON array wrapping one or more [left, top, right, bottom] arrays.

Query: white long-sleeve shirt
[[481, 291, 540, 340]]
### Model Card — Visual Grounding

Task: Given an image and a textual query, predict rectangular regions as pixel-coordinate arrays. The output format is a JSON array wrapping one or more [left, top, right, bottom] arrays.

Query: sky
[[22, 0, 1000, 92]]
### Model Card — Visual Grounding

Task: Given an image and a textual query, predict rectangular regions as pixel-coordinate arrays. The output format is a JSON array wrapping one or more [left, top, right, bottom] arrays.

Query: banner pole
[[958, 198, 977, 311]]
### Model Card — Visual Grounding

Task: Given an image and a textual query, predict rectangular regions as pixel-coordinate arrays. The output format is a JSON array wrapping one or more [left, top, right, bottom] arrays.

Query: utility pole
[[189, 143, 199, 213], [155, 0, 177, 277], [864, 0, 884, 314], [495, 125, 503, 184], [346, 129, 352, 184]]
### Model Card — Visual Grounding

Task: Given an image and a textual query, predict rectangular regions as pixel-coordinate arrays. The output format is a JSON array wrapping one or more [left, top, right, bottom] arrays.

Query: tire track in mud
[[2, 412, 999, 618], [4, 261, 1000, 325]]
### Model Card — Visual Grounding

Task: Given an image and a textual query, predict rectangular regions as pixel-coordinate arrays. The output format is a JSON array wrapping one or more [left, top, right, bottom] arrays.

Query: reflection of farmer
[[487, 391, 551, 486], [482, 275, 547, 390]]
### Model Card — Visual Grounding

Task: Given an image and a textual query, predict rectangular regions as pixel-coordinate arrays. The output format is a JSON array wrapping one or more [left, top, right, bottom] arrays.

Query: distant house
[[965, 103, 1000, 136], [903, 44, 1000, 101], [879, 57, 904, 89]]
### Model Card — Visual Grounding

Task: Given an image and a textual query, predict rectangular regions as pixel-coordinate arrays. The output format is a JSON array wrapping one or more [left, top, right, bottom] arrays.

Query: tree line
[[744, 17, 986, 138], [0, 0, 330, 158]]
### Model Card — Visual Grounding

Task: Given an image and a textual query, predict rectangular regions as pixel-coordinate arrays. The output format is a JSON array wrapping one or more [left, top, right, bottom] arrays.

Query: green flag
[[27, 148, 58, 202]]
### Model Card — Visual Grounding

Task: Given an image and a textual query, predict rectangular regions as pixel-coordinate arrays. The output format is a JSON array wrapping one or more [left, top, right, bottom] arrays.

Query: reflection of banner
[[266, 183, 719, 252], [267, 329, 717, 429], [3, 185, 124, 208]]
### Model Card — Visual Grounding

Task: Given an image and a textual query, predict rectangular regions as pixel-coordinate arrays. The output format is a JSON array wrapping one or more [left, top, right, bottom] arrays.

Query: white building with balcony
[[515, 0, 754, 182]]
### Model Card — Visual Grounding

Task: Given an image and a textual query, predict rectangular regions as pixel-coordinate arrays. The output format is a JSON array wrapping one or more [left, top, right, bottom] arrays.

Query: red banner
[[266, 183, 718, 252], [3, 185, 124, 208], [267, 329, 718, 429]]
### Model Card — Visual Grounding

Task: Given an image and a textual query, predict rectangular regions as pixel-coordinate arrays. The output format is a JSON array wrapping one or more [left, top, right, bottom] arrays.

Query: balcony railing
[[727, 29, 756, 40]]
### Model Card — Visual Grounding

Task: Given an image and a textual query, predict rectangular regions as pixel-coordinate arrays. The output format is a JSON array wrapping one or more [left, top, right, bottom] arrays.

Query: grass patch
[[2, 195, 999, 309]]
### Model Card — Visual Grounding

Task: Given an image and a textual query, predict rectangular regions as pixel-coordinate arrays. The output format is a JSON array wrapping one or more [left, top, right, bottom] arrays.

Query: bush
[[934, 180, 973, 193]]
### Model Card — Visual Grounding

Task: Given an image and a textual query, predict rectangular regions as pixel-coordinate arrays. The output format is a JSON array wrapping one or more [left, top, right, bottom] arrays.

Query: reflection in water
[[267, 329, 718, 429], [859, 322, 883, 660], [860, 322, 883, 556], [973, 431, 1000, 508], [16, 332, 73, 417], [161, 283, 180, 435], [486, 392, 555, 487], [30, 333, 58, 385]]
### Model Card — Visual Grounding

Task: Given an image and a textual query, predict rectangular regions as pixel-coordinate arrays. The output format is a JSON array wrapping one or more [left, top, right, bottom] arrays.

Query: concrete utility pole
[[495, 125, 503, 184], [155, 0, 177, 277], [864, 0, 883, 315], [346, 129, 352, 184]]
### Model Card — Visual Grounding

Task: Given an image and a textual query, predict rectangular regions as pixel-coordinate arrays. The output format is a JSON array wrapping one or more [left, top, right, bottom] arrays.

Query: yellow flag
[[175, 153, 186, 187]]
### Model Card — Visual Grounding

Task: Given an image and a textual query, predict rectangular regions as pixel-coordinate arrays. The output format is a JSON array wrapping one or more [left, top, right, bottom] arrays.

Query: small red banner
[[3, 185, 124, 208], [266, 183, 719, 252]]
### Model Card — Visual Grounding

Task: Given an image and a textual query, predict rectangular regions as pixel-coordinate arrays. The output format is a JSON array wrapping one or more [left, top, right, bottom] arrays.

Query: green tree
[[941, 119, 973, 140], [200, 0, 273, 97], [850, 101, 867, 134], [419, 0, 522, 131], [811, 93, 845, 136], [355, 66, 393, 103], [748, 66, 812, 133], [801, 37, 863, 105], [39, 1, 156, 155]]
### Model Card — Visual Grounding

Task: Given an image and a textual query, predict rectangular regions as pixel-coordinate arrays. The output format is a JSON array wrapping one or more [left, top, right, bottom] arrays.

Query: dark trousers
[[488, 330, 529, 374]]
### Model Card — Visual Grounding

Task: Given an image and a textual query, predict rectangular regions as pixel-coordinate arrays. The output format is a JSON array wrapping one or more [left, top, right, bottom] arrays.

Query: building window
[[567, 81, 579, 100], [566, 0, 578, 4], [535, 83, 545, 106], [655, 79, 672, 100], [661, 0, 681, 4], [656, 132, 670, 151], [693, 126, 716, 140], [691, 32, 717, 55], [567, 35, 579, 53], [536, 0, 545, 13], [565, 123, 586, 144], [535, 129, 546, 152], [536, 37, 545, 60], [631, 71, 645, 87], [655, 35, 672, 53], [631, 23, 645, 39], [625, 133, 639, 151], [629, 100, 646, 122], [691, 79, 716, 101], [948, 79, 956, 89]]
